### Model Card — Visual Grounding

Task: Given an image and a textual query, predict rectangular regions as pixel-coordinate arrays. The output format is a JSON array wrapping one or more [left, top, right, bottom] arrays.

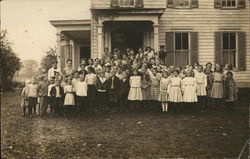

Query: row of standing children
[[21, 48, 238, 116]]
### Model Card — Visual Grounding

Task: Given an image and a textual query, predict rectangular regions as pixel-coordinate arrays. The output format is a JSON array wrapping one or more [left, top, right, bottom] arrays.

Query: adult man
[[158, 45, 167, 64], [48, 61, 61, 81]]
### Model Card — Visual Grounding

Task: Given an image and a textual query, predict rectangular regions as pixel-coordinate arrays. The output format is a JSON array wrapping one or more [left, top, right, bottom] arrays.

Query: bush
[[0, 31, 21, 91]]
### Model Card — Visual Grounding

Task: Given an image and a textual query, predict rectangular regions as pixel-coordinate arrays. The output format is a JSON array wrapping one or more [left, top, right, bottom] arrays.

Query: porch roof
[[50, 19, 91, 27]]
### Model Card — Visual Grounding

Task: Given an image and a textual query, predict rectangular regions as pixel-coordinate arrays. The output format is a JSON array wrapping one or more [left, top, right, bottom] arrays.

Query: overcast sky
[[1, 0, 90, 61]]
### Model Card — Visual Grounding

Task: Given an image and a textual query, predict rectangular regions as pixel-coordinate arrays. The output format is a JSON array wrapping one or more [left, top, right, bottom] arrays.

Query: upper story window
[[175, 0, 191, 8], [111, 0, 143, 8], [214, 0, 245, 9], [119, 0, 135, 7], [222, 0, 236, 7], [167, 0, 198, 9]]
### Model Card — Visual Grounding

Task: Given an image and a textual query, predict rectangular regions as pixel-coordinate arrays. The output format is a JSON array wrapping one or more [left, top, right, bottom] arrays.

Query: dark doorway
[[80, 47, 90, 60], [110, 21, 149, 52]]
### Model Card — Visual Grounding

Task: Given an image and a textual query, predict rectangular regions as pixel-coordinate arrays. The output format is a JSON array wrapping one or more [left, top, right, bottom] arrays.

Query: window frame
[[221, 0, 238, 8], [118, 0, 136, 7], [173, 32, 191, 66], [174, 0, 192, 8], [221, 32, 238, 68]]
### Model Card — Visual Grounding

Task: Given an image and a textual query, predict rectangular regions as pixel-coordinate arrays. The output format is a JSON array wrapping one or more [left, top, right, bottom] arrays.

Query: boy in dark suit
[[107, 69, 120, 112], [50, 79, 64, 116], [96, 70, 108, 113], [119, 71, 130, 112]]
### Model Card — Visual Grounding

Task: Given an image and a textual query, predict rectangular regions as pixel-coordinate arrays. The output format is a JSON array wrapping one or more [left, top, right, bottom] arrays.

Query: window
[[175, 0, 191, 8], [119, 0, 135, 7], [111, 0, 143, 8], [214, 0, 246, 9], [222, 32, 236, 67], [222, 0, 236, 7], [174, 32, 189, 66], [167, 0, 198, 8]]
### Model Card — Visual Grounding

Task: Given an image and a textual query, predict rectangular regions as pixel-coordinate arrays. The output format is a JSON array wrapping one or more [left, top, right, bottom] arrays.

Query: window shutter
[[190, 32, 199, 65], [135, 0, 143, 7], [237, 32, 246, 71], [214, 0, 222, 8], [111, 0, 119, 7], [165, 32, 175, 66], [167, 0, 174, 8], [191, 0, 199, 8], [214, 32, 223, 65], [238, 0, 246, 9]]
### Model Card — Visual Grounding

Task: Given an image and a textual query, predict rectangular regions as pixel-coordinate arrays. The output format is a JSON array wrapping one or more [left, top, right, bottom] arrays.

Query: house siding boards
[[89, 0, 250, 87], [159, 0, 250, 86]]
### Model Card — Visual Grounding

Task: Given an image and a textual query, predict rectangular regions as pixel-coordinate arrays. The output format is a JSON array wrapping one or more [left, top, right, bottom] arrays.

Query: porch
[[50, 20, 91, 69], [91, 7, 164, 58]]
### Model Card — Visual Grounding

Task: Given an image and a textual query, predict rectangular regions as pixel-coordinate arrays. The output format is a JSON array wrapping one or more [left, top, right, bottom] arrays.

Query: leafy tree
[[0, 31, 21, 91], [19, 59, 40, 79], [40, 46, 57, 72]]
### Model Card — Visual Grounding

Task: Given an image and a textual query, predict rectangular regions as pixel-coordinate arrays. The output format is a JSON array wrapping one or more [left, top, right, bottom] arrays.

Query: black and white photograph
[[0, 0, 250, 158]]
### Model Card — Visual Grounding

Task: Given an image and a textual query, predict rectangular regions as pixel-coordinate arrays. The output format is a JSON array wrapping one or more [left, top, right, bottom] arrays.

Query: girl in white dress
[[128, 69, 142, 113], [182, 71, 198, 107], [158, 71, 170, 112], [194, 65, 207, 109], [64, 78, 75, 116], [167, 70, 182, 112]]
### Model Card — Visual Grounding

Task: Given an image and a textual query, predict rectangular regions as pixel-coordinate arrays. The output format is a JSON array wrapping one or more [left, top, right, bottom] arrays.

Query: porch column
[[153, 24, 159, 52], [56, 32, 62, 69], [97, 24, 103, 59], [70, 40, 75, 69]]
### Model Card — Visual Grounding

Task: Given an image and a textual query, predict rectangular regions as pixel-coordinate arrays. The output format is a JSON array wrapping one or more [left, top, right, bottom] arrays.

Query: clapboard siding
[[159, 0, 250, 83], [91, 0, 250, 85], [91, 0, 166, 9]]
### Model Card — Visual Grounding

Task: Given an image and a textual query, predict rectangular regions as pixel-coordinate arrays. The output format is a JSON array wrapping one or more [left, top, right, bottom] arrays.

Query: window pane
[[184, 0, 189, 6], [223, 33, 229, 50], [130, 0, 134, 5], [230, 33, 236, 49], [222, 0, 227, 6], [227, 0, 231, 6], [182, 33, 189, 50], [231, 0, 236, 6], [175, 33, 182, 50]]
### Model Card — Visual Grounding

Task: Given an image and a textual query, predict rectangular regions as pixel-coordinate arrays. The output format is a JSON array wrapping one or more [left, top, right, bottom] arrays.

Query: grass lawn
[[1, 89, 249, 158]]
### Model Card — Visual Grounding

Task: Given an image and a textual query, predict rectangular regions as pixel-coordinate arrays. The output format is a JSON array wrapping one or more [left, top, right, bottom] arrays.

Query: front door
[[111, 28, 143, 52], [110, 21, 149, 53], [80, 46, 90, 60]]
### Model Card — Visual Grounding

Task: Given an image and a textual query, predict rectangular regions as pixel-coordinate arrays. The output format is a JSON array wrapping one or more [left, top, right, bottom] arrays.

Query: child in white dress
[[167, 70, 182, 113], [128, 69, 142, 113], [64, 78, 75, 116], [182, 71, 198, 111], [194, 65, 207, 109], [158, 71, 170, 112]]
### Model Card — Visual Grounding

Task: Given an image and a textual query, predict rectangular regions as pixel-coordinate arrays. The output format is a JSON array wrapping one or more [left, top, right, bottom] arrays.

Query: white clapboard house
[[50, 0, 250, 87]]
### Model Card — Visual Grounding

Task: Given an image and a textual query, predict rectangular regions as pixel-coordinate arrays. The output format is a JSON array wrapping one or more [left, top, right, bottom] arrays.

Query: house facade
[[50, 0, 250, 87]]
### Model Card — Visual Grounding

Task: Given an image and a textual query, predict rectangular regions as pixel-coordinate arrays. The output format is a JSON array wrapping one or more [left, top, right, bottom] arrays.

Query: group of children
[[21, 47, 238, 117]]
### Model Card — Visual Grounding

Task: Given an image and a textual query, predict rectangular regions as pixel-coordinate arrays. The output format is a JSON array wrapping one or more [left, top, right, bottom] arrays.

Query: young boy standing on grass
[[47, 78, 55, 114], [37, 75, 48, 116], [21, 80, 31, 116], [50, 79, 64, 116], [27, 77, 38, 117], [75, 74, 88, 116]]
